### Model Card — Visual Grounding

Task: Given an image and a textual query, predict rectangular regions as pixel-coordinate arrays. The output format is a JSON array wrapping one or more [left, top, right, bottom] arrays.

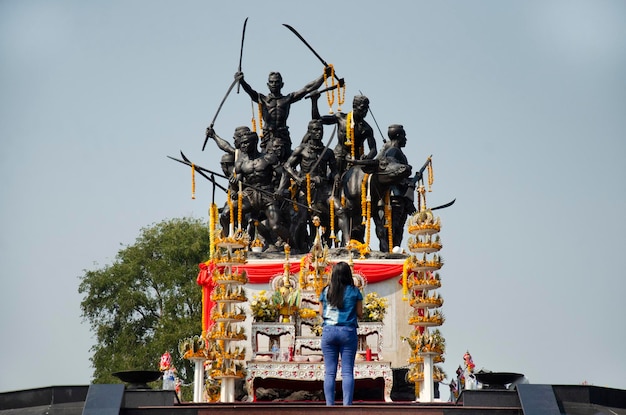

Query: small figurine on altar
[[458, 351, 478, 390], [159, 351, 178, 391]]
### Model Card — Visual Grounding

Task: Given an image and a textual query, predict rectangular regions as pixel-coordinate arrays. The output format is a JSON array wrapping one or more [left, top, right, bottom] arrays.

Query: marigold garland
[[385, 191, 393, 252], [257, 100, 263, 138], [306, 173, 312, 208], [361, 173, 369, 223], [329, 198, 336, 241], [237, 182, 243, 230], [345, 111, 355, 159], [402, 257, 413, 300], [427, 158, 434, 192], [337, 79, 346, 112], [209, 202, 219, 258], [323, 64, 335, 113], [364, 174, 372, 249], [227, 188, 235, 235], [191, 163, 196, 199]]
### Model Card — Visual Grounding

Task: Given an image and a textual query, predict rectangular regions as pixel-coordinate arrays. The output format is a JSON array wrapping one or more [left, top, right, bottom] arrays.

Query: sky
[[1, 0, 625, 394]]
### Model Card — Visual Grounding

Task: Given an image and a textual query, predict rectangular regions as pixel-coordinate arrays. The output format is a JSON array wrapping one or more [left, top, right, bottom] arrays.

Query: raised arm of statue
[[235, 71, 259, 102], [290, 68, 330, 102], [206, 127, 235, 155]]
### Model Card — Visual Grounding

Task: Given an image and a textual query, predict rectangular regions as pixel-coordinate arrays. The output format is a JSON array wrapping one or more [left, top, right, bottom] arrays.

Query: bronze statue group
[[198, 23, 424, 255], [204, 66, 421, 255]]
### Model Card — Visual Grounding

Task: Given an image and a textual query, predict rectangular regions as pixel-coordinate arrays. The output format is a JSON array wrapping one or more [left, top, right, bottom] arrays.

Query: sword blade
[[430, 198, 456, 211], [202, 77, 239, 151], [283, 24, 341, 83], [237, 17, 248, 93]]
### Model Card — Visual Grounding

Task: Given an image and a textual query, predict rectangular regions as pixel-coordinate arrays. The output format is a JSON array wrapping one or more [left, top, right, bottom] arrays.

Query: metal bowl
[[474, 372, 524, 389], [112, 370, 162, 389]]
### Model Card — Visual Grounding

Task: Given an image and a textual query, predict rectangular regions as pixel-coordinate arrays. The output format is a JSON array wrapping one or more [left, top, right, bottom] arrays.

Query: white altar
[[247, 321, 391, 402], [245, 360, 393, 402]]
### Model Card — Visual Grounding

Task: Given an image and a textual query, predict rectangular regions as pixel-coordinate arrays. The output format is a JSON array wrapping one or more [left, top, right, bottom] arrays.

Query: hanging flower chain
[[209, 202, 218, 258], [329, 197, 336, 241], [402, 258, 412, 300], [227, 189, 234, 230], [337, 80, 346, 112], [345, 111, 355, 158], [361, 173, 369, 223], [385, 191, 393, 252], [191, 163, 196, 200], [257, 100, 263, 137], [323, 64, 335, 113], [237, 181, 243, 230], [306, 173, 312, 208], [364, 174, 372, 249], [427, 158, 434, 192]]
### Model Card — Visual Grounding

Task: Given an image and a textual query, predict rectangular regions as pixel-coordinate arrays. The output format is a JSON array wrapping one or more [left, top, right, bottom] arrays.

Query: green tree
[[79, 217, 210, 386]]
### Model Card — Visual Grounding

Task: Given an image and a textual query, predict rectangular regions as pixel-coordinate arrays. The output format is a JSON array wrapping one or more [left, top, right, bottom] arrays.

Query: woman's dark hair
[[326, 261, 354, 309]]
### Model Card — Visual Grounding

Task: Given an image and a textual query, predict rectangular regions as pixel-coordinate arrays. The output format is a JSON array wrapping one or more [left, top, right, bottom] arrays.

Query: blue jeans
[[321, 325, 358, 405]]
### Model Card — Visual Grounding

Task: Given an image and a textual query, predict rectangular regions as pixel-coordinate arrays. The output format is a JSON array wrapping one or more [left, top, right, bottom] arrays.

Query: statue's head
[[220, 153, 235, 175], [352, 95, 369, 117], [239, 131, 259, 152], [305, 119, 323, 143], [267, 72, 284, 94], [387, 124, 406, 142], [233, 125, 251, 148], [220, 153, 235, 164]]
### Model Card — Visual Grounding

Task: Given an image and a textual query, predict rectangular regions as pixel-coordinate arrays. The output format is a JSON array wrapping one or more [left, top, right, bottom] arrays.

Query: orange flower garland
[[361, 173, 369, 224], [329, 197, 336, 242], [427, 159, 434, 192], [385, 191, 393, 252], [345, 111, 355, 159], [323, 64, 335, 113], [227, 189, 234, 231], [306, 173, 312, 208], [402, 257, 414, 300], [257, 100, 263, 138], [191, 163, 196, 199], [237, 182, 243, 230], [209, 202, 218, 258]]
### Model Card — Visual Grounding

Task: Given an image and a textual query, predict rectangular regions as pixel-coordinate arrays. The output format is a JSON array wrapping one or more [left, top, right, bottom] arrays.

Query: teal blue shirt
[[320, 285, 363, 328]]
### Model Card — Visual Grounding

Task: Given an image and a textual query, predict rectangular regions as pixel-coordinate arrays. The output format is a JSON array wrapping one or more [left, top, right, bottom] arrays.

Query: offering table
[[245, 360, 393, 402]]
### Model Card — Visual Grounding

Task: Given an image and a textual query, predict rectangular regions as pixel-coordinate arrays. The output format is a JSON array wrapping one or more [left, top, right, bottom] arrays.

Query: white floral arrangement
[[361, 292, 388, 322]]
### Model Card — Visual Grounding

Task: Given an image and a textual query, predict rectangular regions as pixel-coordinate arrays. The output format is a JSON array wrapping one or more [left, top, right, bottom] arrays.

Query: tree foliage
[[79, 217, 210, 385]]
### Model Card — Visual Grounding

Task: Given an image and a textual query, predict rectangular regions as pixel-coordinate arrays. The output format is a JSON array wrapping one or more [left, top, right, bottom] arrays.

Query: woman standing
[[319, 261, 363, 405]]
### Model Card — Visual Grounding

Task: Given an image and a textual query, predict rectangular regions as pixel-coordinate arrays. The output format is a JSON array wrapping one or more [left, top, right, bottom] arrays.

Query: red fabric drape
[[196, 262, 217, 333], [196, 261, 404, 285], [196, 259, 404, 332]]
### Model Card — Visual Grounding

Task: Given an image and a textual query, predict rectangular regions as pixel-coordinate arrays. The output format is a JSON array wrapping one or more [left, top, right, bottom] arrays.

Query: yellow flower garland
[[257, 100, 263, 137], [345, 111, 355, 159], [323, 64, 335, 113], [385, 191, 393, 252], [329, 197, 336, 241], [191, 163, 196, 199], [427, 158, 434, 192], [337, 79, 346, 112], [361, 173, 369, 223], [209, 202, 218, 258], [227, 189, 234, 231], [402, 257, 413, 300], [365, 191, 372, 248], [306, 173, 312, 208], [237, 182, 243, 230]]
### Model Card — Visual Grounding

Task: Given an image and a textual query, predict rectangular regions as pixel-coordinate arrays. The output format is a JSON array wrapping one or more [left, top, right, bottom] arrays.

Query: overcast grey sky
[[1, 0, 625, 393]]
